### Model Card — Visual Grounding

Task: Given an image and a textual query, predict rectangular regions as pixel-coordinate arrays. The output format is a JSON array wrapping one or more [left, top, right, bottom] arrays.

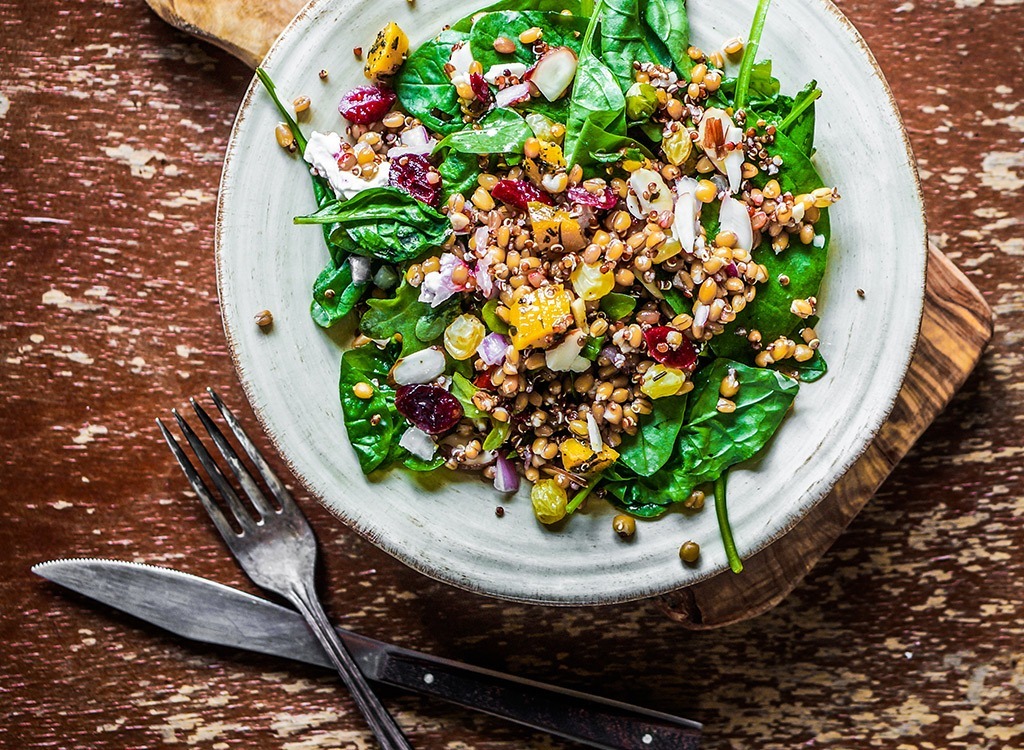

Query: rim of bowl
[[215, 0, 928, 605]]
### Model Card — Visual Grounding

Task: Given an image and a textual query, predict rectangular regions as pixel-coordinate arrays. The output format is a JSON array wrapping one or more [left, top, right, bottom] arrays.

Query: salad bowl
[[216, 0, 926, 604]]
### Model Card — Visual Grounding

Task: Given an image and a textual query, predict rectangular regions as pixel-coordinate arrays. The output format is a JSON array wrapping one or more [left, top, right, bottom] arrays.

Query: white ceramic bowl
[[216, 0, 926, 604]]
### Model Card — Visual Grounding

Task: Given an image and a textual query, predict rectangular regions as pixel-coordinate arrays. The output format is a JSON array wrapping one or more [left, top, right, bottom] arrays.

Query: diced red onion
[[475, 252, 495, 298], [477, 332, 510, 366], [567, 186, 617, 210], [600, 345, 626, 369], [401, 126, 430, 147], [418, 253, 471, 307], [493, 452, 520, 493]]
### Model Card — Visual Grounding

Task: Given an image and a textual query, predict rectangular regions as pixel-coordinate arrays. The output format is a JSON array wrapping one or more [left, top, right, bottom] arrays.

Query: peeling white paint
[[101, 143, 170, 179], [981, 151, 1024, 193], [42, 288, 104, 312], [72, 424, 108, 445]]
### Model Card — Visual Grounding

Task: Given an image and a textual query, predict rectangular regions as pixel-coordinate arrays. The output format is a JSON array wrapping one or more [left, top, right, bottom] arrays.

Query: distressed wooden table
[[2, 0, 1022, 748]]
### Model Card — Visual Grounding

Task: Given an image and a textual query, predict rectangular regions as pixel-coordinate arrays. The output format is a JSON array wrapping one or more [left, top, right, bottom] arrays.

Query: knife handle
[[372, 647, 701, 750]]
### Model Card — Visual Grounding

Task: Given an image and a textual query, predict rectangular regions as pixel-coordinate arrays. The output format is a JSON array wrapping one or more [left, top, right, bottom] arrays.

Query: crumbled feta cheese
[[303, 131, 390, 199]]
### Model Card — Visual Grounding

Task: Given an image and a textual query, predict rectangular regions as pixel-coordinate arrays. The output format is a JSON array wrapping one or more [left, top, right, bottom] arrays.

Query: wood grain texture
[[144, 0, 306, 68], [2, 0, 1022, 748]]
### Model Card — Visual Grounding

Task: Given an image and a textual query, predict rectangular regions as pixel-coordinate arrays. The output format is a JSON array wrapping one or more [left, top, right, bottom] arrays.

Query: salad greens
[[393, 30, 469, 136], [296, 187, 452, 263], [260, 0, 838, 570], [606, 360, 799, 517], [360, 281, 460, 356], [434, 109, 535, 155], [470, 11, 589, 69]]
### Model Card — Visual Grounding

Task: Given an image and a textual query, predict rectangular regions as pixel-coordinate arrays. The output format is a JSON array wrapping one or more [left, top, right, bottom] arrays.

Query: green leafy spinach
[[296, 187, 452, 264]]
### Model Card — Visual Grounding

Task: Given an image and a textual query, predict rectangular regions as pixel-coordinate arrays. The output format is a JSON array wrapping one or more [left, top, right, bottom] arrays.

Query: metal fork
[[157, 389, 412, 750]]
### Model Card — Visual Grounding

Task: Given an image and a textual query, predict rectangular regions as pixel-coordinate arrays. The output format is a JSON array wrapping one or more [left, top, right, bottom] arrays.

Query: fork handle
[[291, 590, 413, 750]]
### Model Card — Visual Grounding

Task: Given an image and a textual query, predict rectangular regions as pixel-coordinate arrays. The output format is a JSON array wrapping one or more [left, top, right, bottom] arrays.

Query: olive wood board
[[145, 0, 995, 628]]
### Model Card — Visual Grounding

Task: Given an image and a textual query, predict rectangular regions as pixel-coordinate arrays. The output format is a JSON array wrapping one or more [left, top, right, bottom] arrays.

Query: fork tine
[[189, 398, 277, 517], [157, 418, 239, 541], [206, 388, 296, 512], [172, 409, 258, 531]]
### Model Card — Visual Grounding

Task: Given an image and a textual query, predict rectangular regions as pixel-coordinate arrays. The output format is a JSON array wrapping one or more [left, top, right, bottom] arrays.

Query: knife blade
[[33, 559, 701, 749]]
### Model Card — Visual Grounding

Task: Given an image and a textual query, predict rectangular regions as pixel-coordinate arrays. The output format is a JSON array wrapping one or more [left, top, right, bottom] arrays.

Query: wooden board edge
[[144, 0, 305, 69], [659, 246, 993, 629]]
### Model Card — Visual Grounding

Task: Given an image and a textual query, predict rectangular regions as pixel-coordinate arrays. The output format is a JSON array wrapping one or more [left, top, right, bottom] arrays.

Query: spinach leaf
[[662, 287, 688, 316], [734, 0, 773, 111], [311, 258, 367, 328], [439, 150, 482, 202], [598, 0, 662, 91], [771, 317, 828, 382], [563, 1, 629, 168], [470, 11, 588, 70], [599, 292, 637, 320], [773, 347, 827, 382], [581, 334, 605, 360], [452, 372, 488, 419], [778, 81, 821, 156], [451, 0, 585, 32], [414, 300, 462, 343], [434, 108, 534, 155], [616, 394, 687, 476], [711, 130, 830, 360], [713, 470, 744, 573], [640, 0, 690, 74], [257, 67, 341, 255], [360, 281, 460, 356], [339, 341, 402, 473], [482, 298, 510, 334], [606, 359, 798, 515], [483, 418, 512, 450], [394, 30, 468, 137], [724, 59, 780, 104], [570, 113, 652, 172], [296, 187, 452, 264], [521, 96, 572, 125]]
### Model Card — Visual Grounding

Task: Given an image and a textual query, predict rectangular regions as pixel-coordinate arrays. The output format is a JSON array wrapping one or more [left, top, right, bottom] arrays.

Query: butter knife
[[33, 558, 701, 749]]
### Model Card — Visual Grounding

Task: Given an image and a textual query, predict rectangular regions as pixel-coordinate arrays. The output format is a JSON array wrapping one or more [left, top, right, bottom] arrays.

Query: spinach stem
[[567, 478, 602, 514], [713, 471, 744, 573], [734, 0, 773, 112], [256, 67, 308, 153], [778, 86, 822, 132]]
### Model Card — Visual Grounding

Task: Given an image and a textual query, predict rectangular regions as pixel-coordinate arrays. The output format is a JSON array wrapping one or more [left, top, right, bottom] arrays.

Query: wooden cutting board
[[146, 0, 994, 628]]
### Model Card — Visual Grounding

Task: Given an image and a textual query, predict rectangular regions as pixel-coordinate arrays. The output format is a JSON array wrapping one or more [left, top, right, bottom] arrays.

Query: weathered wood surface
[[1, 0, 1022, 748]]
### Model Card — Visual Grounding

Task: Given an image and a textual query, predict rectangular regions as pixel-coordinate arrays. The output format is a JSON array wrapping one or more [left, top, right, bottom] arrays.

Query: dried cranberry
[[395, 384, 464, 435], [491, 179, 552, 210], [724, 262, 739, 278], [338, 86, 397, 124], [474, 369, 496, 389], [643, 326, 698, 372], [567, 185, 617, 210], [469, 73, 494, 106], [388, 153, 441, 208]]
